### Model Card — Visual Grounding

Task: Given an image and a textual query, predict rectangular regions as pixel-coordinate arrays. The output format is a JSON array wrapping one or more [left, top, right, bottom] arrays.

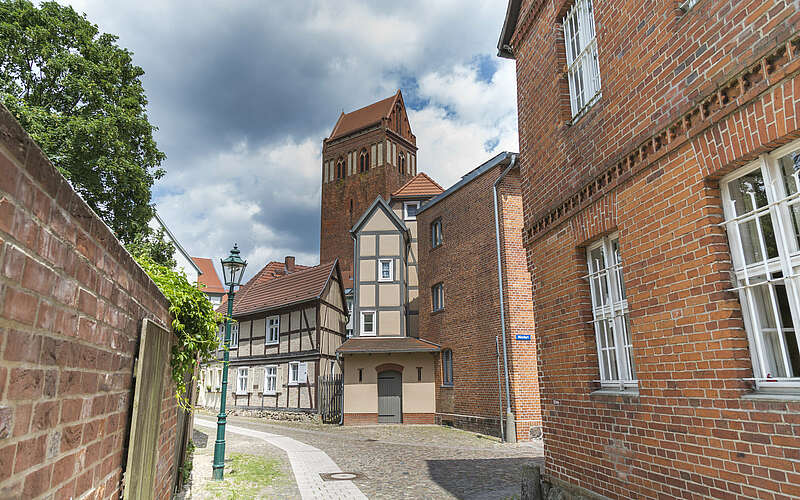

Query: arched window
[[395, 103, 402, 133], [359, 149, 369, 173], [442, 349, 453, 386], [336, 160, 344, 180], [398, 153, 405, 174]]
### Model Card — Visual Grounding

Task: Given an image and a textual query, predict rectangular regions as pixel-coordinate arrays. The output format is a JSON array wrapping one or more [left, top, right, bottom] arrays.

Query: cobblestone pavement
[[192, 411, 543, 499]]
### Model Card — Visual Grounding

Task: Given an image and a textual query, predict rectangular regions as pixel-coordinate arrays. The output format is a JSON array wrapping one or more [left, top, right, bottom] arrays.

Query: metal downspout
[[493, 153, 517, 442]]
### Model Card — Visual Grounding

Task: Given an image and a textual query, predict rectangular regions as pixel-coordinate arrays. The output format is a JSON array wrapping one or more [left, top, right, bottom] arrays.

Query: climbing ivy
[[135, 255, 223, 409]]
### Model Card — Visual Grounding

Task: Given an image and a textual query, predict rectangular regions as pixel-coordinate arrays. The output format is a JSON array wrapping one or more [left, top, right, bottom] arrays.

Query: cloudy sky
[[61, 0, 519, 280]]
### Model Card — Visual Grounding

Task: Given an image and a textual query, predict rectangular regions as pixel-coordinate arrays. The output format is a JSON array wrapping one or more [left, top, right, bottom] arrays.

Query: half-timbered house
[[201, 259, 347, 414]]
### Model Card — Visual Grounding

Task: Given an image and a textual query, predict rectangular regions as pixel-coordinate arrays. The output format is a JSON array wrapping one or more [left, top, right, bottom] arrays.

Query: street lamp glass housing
[[221, 244, 247, 287]]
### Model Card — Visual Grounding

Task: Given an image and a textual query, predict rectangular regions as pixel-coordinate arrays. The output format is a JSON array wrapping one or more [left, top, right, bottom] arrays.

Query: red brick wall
[[0, 104, 178, 499], [511, 0, 800, 497], [418, 163, 541, 441], [320, 127, 415, 280]]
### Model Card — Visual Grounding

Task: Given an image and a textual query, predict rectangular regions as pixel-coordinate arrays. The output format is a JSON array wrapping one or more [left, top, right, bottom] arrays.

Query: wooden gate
[[378, 370, 402, 423], [317, 374, 343, 423], [124, 319, 171, 500]]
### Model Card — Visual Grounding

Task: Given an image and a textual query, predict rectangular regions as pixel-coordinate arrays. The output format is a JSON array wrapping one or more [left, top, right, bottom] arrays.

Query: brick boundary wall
[[343, 413, 378, 425], [0, 103, 178, 499]]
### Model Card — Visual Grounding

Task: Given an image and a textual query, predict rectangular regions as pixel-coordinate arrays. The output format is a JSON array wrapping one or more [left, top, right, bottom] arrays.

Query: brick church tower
[[320, 90, 418, 283]]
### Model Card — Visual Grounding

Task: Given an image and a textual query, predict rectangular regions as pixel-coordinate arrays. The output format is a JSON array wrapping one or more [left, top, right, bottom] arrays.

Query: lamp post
[[212, 244, 247, 481]]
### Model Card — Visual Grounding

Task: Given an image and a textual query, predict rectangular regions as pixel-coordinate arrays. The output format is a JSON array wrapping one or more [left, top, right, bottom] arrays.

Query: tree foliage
[[0, 0, 165, 243], [135, 254, 222, 409], [127, 227, 177, 268]]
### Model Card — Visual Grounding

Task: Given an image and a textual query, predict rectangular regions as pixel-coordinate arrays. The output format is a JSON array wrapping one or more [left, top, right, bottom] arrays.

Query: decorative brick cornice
[[523, 34, 800, 247]]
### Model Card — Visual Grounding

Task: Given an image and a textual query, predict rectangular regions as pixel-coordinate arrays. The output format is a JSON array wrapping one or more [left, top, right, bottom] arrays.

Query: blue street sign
[[515, 334, 531, 341]]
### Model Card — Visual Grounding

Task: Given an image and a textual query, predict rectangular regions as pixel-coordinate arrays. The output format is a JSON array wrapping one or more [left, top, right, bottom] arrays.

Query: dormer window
[[404, 201, 420, 221]]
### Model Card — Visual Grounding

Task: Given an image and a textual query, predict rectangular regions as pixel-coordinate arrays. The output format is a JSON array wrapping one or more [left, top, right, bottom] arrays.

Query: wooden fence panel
[[317, 374, 343, 424], [124, 319, 171, 500]]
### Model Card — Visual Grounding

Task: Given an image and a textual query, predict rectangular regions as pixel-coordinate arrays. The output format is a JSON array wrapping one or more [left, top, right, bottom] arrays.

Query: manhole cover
[[320, 472, 365, 481]]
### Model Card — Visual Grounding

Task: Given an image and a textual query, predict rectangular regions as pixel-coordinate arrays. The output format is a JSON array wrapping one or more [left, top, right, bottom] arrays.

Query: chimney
[[284, 256, 296, 273]]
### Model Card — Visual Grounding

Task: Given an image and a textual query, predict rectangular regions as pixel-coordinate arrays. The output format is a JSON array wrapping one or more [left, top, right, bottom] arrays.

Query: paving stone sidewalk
[[191, 411, 543, 499]]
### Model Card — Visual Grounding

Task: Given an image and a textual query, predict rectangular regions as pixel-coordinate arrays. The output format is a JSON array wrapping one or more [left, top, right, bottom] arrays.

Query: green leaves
[[135, 254, 223, 410], [0, 0, 165, 243]]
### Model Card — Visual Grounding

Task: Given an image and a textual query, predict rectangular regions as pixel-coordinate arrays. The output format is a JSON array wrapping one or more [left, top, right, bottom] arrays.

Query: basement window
[[721, 140, 800, 391]]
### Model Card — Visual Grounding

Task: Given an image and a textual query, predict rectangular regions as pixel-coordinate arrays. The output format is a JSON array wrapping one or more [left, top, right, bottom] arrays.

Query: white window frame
[[721, 140, 800, 390], [217, 324, 225, 351], [263, 365, 278, 395], [346, 298, 354, 337], [378, 258, 394, 282], [229, 322, 239, 348], [431, 219, 443, 248], [236, 367, 249, 395], [266, 315, 280, 345], [563, 0, 601, 119], [288, 362, 307, 385], [404, 201, 420, 221], [360, 311, 376, 336], [586, 234, 636, 389], [680, 0, 699, 12], [215, 368, 222, 391], [432, 283, 444, 312]]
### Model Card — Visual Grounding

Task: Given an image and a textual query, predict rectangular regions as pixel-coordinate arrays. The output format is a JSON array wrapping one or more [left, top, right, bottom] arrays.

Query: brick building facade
[[418, 153, 541, 441], [500, 0, 800, 498], [320, 91, 418, 283], [0, 104, 180, 498]]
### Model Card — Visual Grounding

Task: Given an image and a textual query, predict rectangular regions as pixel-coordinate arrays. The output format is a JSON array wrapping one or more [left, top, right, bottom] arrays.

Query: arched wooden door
[[377, 370, 402, 423]]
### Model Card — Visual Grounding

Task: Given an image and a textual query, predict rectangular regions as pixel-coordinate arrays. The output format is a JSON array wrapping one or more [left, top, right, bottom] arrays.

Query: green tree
[[0, 0, 165, 243], [127, 227, 177, 268], [135, 254, 223, 409]]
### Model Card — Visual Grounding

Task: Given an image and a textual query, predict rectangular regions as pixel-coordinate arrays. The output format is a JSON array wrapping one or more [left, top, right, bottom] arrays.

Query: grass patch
[[203, 453, 282, 499]]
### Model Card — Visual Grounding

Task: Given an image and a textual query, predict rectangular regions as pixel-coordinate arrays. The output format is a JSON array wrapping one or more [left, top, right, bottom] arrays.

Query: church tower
[[320, 90, 418, 284]]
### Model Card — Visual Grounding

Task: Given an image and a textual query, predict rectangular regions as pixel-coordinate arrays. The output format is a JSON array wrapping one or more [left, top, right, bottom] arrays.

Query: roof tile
[[328, 92, 399, 140], [191, 257, 226, 294], [391, 172, 444, 198], [231, 261, 337, 316]]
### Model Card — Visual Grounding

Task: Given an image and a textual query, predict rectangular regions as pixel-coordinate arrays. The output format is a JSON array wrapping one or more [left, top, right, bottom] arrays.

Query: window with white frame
[[214, 368, 222, 390], [267, 315, 280, 344], [217, 324, 224, 351], [586, 235, 636, 388], [563, 0, 601, 119], [229, 322, 239, 348], [431, 219, 443, 248], [346, 297, 354, 337], [432, 283, 444, 312], [361, 311, 375, 336], [404, 201, 420, 221], [721, 142, 800, 390], [263, 365, 277, 394], [288, 362, 307, 385], [236, 367, 248, 394], [378, 259, 393, 282]]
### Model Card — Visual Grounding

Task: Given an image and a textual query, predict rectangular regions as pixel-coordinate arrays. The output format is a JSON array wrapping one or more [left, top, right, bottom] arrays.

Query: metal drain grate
[[320, 472, 365, 481]]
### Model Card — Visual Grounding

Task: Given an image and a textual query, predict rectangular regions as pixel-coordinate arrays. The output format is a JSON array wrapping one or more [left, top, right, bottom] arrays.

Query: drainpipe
[[493, 153, 517, 443]]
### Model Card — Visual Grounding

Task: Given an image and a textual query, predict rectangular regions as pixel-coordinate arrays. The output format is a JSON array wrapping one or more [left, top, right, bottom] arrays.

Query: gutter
[[493, 153, 517, 442]]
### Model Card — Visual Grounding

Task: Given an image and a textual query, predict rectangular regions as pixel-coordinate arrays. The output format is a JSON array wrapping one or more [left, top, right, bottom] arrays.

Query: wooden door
[[377, 370, 402, 423], [124, 319, 171, 500]]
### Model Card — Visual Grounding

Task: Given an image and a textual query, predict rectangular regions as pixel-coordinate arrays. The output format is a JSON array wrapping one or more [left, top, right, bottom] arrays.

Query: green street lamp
[[212, 244, 247, 481]]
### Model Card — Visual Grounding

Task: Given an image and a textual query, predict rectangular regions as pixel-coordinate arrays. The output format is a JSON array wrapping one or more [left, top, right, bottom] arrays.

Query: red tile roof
[[229, 261, 338, 316], [337, 337, 440, 353], [191, 257, 226, 294], [391, 173, 444, 198], [215, 257, 311, 314], [328, 91, 400, 140]]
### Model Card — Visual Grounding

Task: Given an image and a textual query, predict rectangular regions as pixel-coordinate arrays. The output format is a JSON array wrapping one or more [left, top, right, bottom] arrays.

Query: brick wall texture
[[0, 103, 178, 499], [418, 164, 541, 441], [511, 0, 800, 498]]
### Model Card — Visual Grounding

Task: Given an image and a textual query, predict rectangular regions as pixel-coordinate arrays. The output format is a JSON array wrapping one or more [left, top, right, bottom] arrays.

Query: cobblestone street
[[189, 412, 543, 499]]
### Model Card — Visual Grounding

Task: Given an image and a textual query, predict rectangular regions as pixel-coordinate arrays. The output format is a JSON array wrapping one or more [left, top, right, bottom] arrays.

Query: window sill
[[235, 392, 249, 396], [741, 391, 800, 402], [266, 341, 279, 346], [590, 387, 640, 399], [431, 309, 445, 316], [263, 392, 278, 396], [441, 384, 454, 389]]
